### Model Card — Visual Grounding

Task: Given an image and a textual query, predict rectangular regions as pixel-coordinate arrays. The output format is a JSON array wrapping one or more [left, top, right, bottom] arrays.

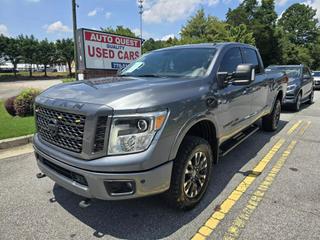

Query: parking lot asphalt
[[0, 92, 320, 240], [0, 79, 62, 100]]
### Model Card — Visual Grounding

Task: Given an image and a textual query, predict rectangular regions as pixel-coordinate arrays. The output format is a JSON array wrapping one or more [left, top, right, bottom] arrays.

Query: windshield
[[120, 48, 217, 78], [267, 67, 301, 78], [312, 71, 320, 77]]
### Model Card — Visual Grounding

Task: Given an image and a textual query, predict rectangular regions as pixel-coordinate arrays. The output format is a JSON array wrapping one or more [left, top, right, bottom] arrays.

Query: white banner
[[81, 29, 142, 70]]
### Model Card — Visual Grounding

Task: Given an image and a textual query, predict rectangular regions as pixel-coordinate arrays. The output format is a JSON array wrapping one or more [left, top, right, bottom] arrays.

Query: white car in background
[[312, 71, 320, 89]]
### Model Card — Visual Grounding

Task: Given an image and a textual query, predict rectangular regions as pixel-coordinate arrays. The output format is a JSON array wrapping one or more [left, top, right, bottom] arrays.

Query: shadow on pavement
[[53, 120, 288, 240]]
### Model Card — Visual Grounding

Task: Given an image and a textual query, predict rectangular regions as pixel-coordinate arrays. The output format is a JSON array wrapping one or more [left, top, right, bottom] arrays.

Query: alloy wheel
[[183, 151, 208, 198]]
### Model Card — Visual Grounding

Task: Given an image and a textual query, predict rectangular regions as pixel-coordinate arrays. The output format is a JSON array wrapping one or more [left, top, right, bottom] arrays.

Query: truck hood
[[40, 76, 203, 111]]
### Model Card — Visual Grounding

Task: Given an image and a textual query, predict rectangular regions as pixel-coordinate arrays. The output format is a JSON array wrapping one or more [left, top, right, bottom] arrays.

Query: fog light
[[104, 180, 135, 196]]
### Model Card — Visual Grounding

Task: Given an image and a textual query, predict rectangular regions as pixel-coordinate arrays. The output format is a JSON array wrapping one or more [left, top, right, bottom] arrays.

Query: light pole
[[72, 0, 79, 80], [138, 0, 144, 40]]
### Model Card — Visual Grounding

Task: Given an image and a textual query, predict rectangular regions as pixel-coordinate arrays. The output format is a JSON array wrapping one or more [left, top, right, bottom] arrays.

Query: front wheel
[[164, 136, 213, 210], [293, 92, 302, 111], [307, 89, 314, 104], [262, 99, 281, 132]]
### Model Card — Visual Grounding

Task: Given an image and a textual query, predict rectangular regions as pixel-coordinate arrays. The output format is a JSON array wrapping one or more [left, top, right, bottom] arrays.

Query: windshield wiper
[[135, 74, 162, 78]]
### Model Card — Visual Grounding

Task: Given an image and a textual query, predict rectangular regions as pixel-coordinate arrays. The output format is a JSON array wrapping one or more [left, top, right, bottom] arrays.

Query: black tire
[[292, 92, 302, 111], [164, 136, 213, 210], [262, 98, 281, 132], [307, 89, 314, 104]]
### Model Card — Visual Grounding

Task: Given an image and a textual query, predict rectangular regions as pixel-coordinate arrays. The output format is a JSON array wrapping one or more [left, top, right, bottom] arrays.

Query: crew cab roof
[[153, 42, 257, 51], [268, 65, 305, 68]]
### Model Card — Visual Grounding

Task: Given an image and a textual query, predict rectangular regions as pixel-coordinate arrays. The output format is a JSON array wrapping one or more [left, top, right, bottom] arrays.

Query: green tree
[[253, 0, 280, 66], [142, 38, 165, 53], [3, 37, 22, 77], [101, 25, 137, 37], [226, 0, 258, 27], [18, 35, 39, 77], [56, 38, 74, 76], [225, 24, 255, 45], [0, 35, 7, 65], [37, 39, 56, 77], [278, 3, 319, 45], [180, 9, 255, 45], [310, 36, 320, 70], [180, 9, 208, 41]]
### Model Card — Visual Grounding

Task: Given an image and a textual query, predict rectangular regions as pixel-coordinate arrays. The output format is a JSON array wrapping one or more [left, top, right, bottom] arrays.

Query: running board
[[219, 125, 259, 157]]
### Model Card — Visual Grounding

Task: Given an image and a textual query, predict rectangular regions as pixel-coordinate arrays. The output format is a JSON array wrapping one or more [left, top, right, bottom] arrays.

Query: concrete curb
[[0, 134, 34, 150]]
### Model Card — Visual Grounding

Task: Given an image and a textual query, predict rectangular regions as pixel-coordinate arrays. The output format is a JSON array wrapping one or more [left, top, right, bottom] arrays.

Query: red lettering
[[102, 49, 109, 58], [124, 51, 129, 60], [96, 47, 102, 58], [129, 51, 135, 60], [134, 51, 140, 59], [84, 30, 141, 47], [118, 51, 123, 59], [87, 46, 95, 57], [109, 50, 115, 59]]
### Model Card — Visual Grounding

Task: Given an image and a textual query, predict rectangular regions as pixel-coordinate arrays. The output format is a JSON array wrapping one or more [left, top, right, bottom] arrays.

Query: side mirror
[[232, 64, 255, 85]]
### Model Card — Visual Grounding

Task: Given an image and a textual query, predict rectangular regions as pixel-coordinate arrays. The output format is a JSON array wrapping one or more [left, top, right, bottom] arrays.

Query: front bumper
[[34, 145, 173, 200], [314, 81, 320, 89], [283, 94, 296, 105]]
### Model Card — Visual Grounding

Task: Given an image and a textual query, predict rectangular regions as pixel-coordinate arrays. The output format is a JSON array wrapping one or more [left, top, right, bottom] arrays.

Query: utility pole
[[138, 0, 144, 40], [72, 0, 79, 80]]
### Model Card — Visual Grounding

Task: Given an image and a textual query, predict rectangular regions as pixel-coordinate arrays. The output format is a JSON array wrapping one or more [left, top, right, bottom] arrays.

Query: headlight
[[108, 111, 167, 155], [287, 84, 297, 92]]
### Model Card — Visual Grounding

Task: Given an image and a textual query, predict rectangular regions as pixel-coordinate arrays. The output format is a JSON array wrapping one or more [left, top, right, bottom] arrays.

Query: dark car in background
[[266, 65, 314, 111], [312, 71, 320, 89]]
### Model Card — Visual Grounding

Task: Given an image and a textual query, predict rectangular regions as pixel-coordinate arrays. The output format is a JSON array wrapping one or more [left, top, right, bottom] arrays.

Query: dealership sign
[[77, 28, 142, 70]]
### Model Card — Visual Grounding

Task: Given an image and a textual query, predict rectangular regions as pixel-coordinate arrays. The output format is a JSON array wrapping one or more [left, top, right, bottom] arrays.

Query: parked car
[[0, 68, 19, 73], [42, 67, 58, 72], [266, 65, 314, 111], [33, 43, 287, 209], [312, 71, 320, 89]]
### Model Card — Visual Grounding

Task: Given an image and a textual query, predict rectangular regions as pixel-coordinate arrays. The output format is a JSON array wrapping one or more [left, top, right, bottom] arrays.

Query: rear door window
[[242, 48, 261, 73]]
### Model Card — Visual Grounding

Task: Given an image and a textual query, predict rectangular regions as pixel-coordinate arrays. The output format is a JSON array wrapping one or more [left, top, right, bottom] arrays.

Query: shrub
[[4, 96, 17, 116], [14, 88, 41, 117]]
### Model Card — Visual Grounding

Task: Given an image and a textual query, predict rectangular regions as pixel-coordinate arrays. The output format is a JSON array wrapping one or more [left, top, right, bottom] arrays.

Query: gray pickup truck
[[33, 43, 287, 209]]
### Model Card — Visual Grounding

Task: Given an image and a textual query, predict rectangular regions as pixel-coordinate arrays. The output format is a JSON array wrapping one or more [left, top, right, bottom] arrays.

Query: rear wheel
[[262, 99, 281, 132], [165, 136, 213, 210]]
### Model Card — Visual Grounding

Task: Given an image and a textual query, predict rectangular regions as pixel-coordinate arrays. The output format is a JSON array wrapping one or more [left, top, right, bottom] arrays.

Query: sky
[[0, 0, 319, 41]]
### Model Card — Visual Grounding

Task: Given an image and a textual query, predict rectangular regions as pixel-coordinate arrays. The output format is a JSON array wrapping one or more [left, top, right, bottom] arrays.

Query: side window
[[303, 67, 311, 78], [242, 48, 261, 73], [219, 47, 243, 73]]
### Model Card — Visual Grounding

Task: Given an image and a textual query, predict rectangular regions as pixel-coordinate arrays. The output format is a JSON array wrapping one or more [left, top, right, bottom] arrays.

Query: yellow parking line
[[298, 121, 311, 136], [222, 140, 297, 240], [287, 120, 303, 135], [191, 138, 285, 240]]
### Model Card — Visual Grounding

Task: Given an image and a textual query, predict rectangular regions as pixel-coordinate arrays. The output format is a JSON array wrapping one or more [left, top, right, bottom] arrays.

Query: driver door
[[216, 47, 254, 141]]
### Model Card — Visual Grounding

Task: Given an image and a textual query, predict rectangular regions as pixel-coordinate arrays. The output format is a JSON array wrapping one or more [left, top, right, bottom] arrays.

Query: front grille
[[35, 106, 86, 153], [40, 157, 88, 186]]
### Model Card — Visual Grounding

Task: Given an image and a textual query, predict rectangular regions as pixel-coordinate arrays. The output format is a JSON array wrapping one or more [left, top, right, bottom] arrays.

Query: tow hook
[[36, 172, 46, 179], [79, 198, 91, 208]]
